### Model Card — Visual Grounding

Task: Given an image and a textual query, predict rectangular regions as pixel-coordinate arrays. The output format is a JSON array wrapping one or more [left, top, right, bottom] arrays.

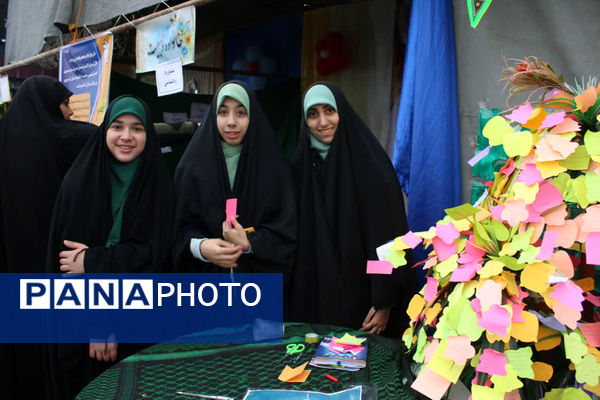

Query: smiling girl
[[45, 96, 173, 399], [173, 81, 296, 275], [289, 82, 415, 335]]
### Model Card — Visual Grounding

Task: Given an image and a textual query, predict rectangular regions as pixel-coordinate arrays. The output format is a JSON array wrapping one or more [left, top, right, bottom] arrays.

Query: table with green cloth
[[76, 323, 416, 400]]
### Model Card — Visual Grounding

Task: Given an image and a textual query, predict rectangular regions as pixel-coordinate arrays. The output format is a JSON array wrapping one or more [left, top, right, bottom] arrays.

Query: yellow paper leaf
[[510, 311, 539, 343], [504, 130, 533, 157], [483, 116, 513, 146], [521, 262, 555, 294], [478, 260, 504, 278], [407, 294, 426, 321], [512, 181, 539, 204], [537, 160, 567, 179], [536, 325, 562, 351]]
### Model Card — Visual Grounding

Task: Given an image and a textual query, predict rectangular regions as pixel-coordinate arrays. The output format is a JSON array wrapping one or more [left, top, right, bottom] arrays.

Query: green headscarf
[[105, 97, 146, 246], [216, 83, 250, 188], [303, 84, 338, 160], [216, 83, 250, 117]]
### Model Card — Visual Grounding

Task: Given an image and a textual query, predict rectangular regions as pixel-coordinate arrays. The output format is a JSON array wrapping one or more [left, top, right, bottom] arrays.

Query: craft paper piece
[[537, 160, 567, 179], [550, 281, 584, 311], [436, 223, 460, 245], [576, 85, 597, 113], [579, 322, 600, 348], [410, 367, 451, 400], [532, 362, 553, 382], [448, 297, 484, 341], [540, 111, 566, 129], [428, 342, 465, 383], [536, 231, 558, 260], [425, 303, 442, 325], [376, 241, 393, 261], [564, 332, 588, 363], [483, 116, 513, 146], [468, 145, 491, 167], [501, 199, 529, 226], [505, 347, 534, 379], [444, 203, 480, 220], [585, 130, 600, 156], [478, 260, 504, 279], [503, 130, 533, 157], [386, 249, 407, 267], [490, 364, 523, 393], [366, 260, 393, 275], [544, 204, 567, 225], [450, 262, 481, 282], [407, 294, 426, 321], [575, 354, 600, 386], [530, 310, 567, 332], [423, 339, 439, 363], [506, 103, 533, 124], [424, 256, 438, 270], [582, 205, 600, 232], [476, 279, 502, 308], [424, 277, 438, 304], [226, 198, 237, 226], [552, 298, 581, 330], [335, 333, 366, 346], [473, 189, 488, 207], [523, 107, 548, 130], [435, 254, 459, 277], [559, 145, 591, 171], [278, 362, 311, 382], [444, 336, 475, 366], [510, 311, 539, 343], [586, 232, 600, 264], [545, 388, 593, 400], [478, 304, 511, 337], [501, 159, 516, 176], [509, 301, 525, 322], [518, 163, 543, 185], [521, 262, 554, 294], [512, 181, 538, 204], [432, 237, 458, 261], [585, 292, 600, 307], [476, 348, 507, 376], [471, 385, 504, 400], [400, 231, 422, 248], [391, 237, 410, 251], [546, 219, 577, 249], [550, 117, 580, 134], [536, 326, 562, 351], [586, 173, 600, 203]]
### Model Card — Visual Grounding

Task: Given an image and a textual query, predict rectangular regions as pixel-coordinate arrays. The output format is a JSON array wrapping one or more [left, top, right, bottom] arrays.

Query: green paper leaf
[[586, 173, 600, 204], [445, 203, 480, 221], [559, 145, 590, 170], [491, 219, 509, 241]]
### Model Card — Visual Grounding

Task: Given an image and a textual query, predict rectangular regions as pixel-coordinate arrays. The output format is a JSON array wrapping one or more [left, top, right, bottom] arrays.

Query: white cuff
[[190, 238, 209, 262]]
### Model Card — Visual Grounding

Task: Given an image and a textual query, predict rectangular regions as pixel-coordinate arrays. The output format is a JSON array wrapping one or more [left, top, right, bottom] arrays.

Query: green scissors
[[280, 343, 305, 362]]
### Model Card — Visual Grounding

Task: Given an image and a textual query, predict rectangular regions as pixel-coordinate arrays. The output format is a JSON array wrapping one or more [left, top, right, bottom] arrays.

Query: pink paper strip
[[366, 260, 393, 275], [225, 198, 237, 226], [401, 231, 422, 248], [586, 232, 600, 264], [537, 231, 558, 260]]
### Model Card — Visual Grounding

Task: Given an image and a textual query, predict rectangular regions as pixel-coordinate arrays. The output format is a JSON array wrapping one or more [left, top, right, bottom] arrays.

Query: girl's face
[[60, 98, 74, 120], [216, 97, 249, 146], [106, 114, 147, 163], [306, 104, 339, 144]]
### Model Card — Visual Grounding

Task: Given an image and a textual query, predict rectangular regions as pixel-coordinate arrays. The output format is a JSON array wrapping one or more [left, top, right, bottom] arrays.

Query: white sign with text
[[156, 58, 184, 97]]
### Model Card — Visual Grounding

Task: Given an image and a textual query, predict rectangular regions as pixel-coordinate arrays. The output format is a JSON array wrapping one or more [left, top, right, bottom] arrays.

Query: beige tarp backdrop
[[302, 0, 396, 148], [453, 0, 600, 202]]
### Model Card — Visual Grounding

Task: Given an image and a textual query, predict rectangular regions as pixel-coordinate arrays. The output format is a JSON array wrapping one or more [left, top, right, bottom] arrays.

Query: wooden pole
[[0, 0, 217, 74]]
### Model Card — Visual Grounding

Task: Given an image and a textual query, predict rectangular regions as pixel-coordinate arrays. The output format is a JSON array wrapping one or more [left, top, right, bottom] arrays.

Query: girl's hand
[[199, 239, 242, 268], [359, 306, 391, 335], [59, 240, 88, 273], [222, 217, 250, 251]]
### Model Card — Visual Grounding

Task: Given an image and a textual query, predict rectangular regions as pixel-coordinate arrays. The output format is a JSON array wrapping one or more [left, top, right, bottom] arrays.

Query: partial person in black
[[173, 81, 296, 275], [289, 82, 415, 336], [45, 96, 173, 399], [0, 75, 95, 400]]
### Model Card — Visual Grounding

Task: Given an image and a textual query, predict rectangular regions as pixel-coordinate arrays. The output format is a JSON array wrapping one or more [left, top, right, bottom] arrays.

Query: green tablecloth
[[77, 323, 415, 400]]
